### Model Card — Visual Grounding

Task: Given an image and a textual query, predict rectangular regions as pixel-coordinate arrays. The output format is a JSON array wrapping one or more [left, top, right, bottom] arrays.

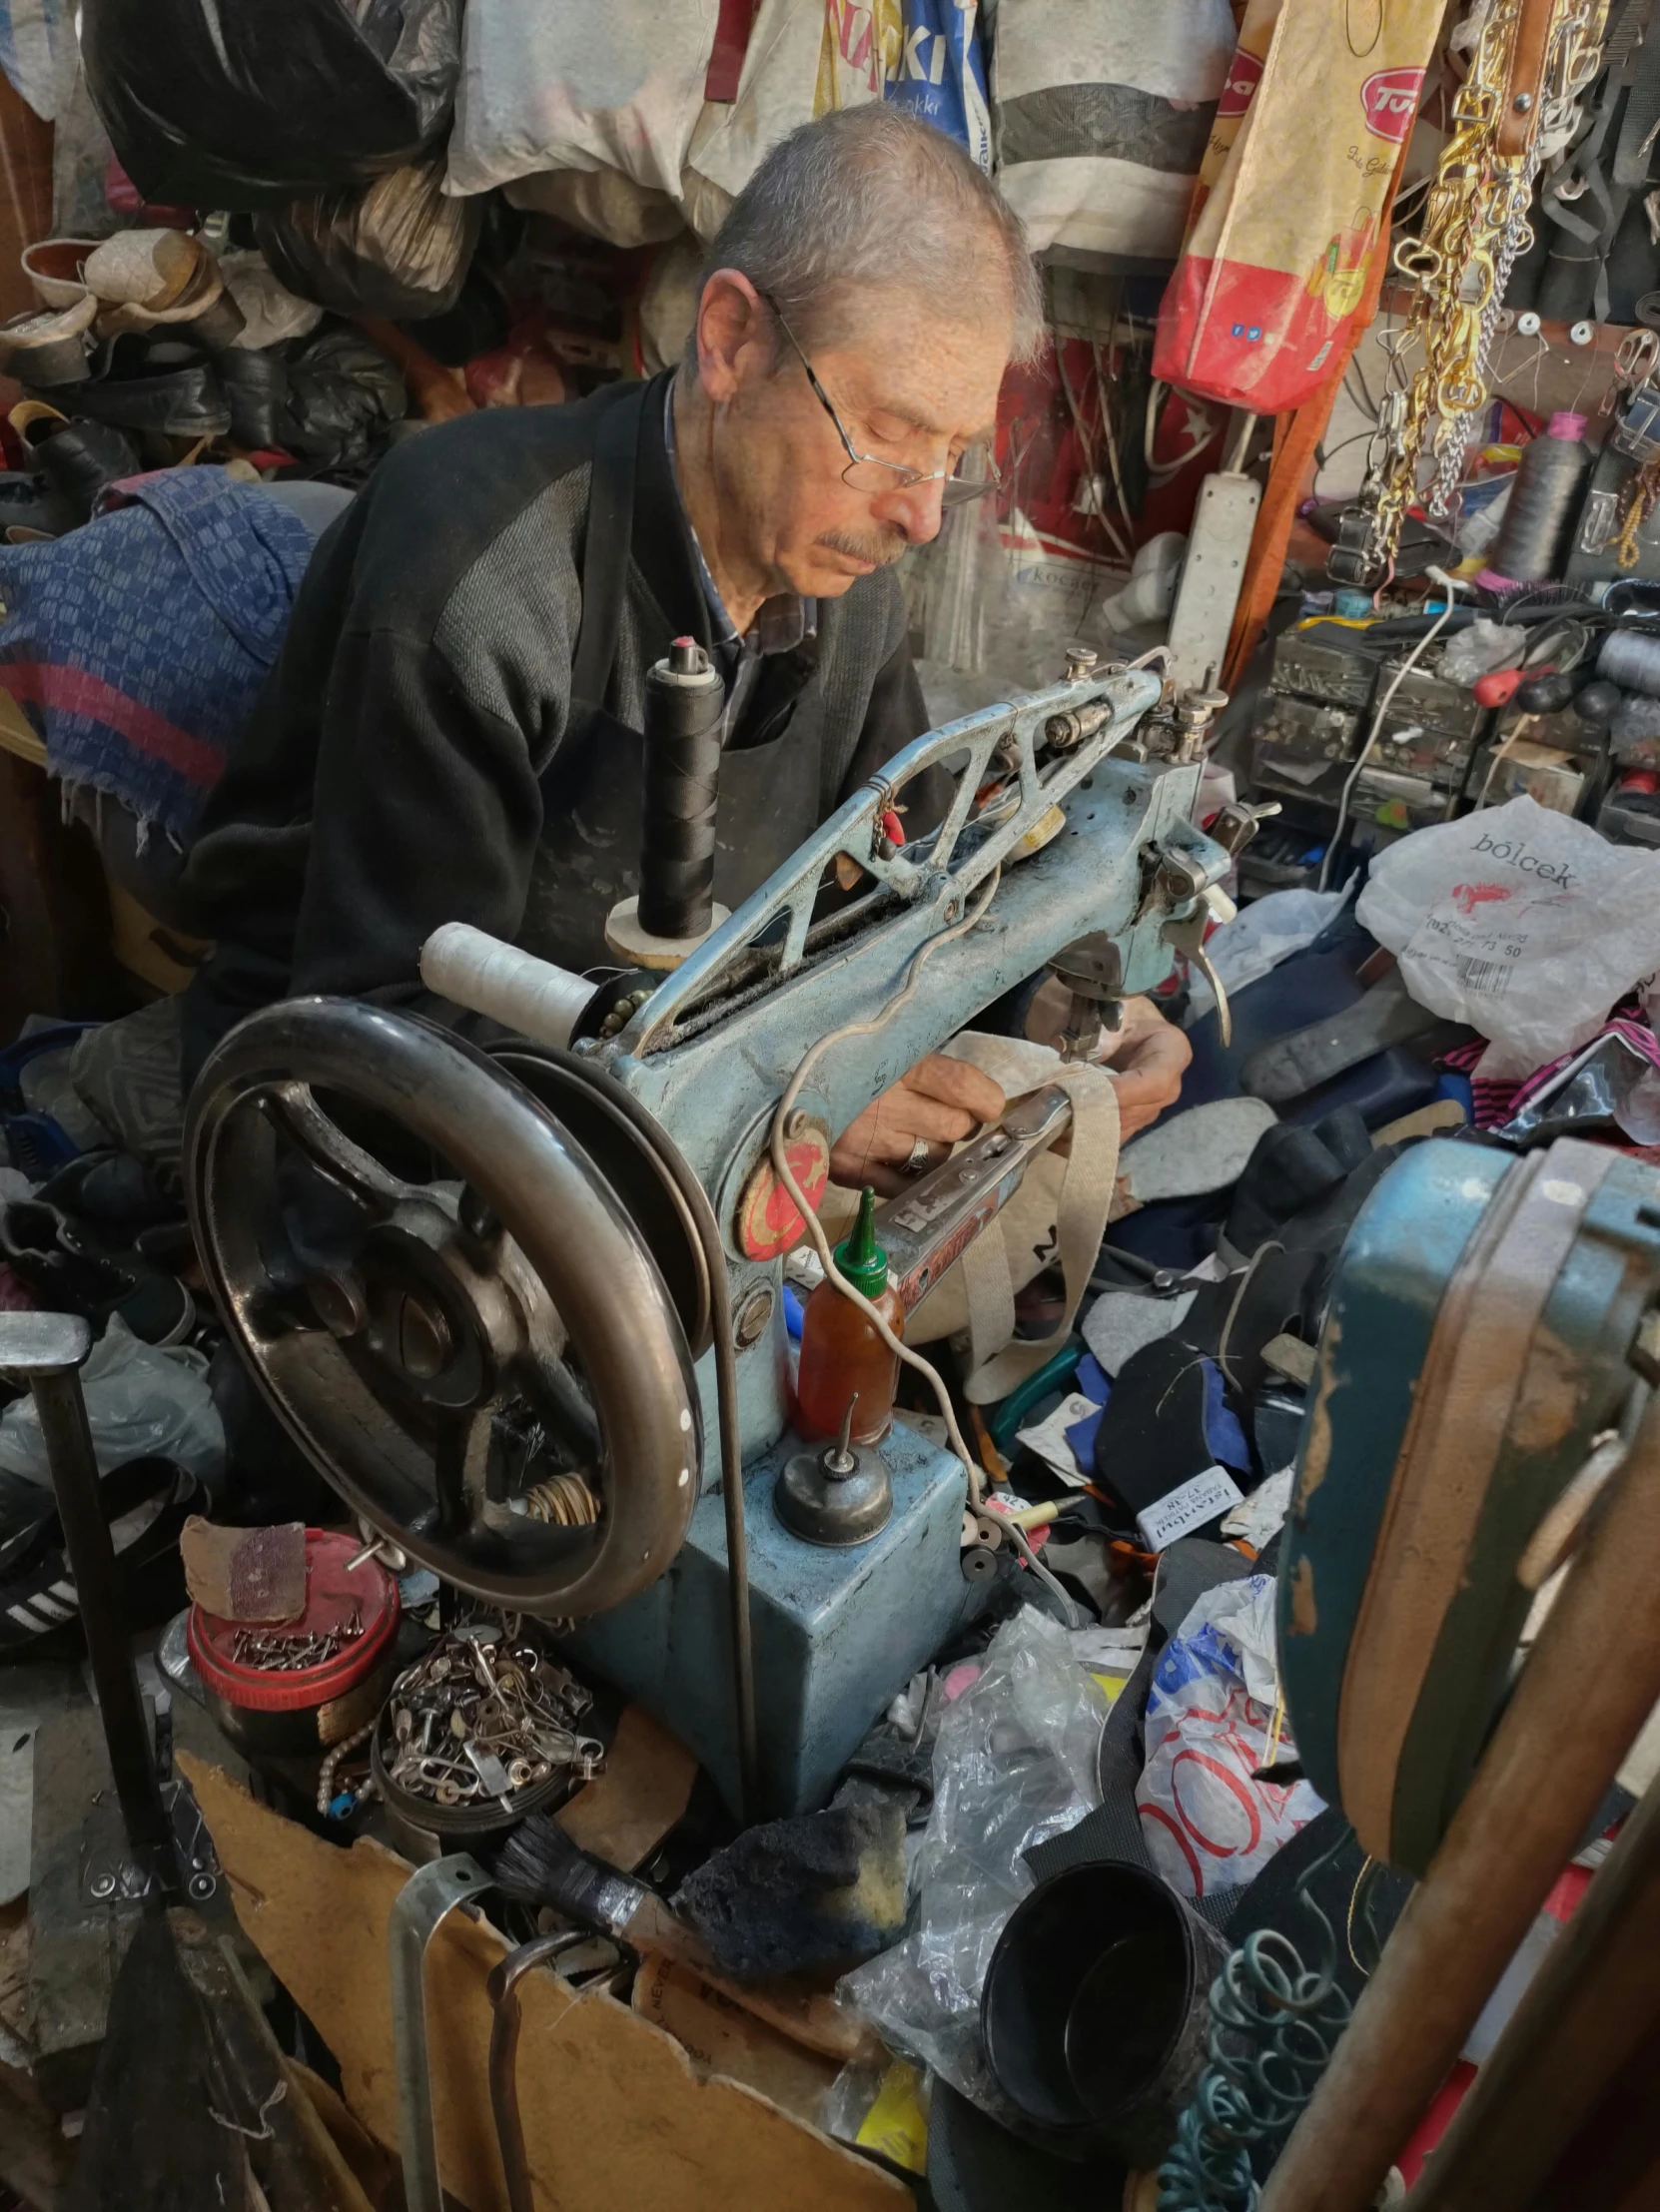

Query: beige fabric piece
[[822, 1032, 1121, 1400]]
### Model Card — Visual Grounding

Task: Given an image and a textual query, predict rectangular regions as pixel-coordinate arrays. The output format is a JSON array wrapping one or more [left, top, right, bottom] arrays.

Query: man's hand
[[1098, 996, 1193, 1138], [830, 1053, 1007, 1196], [1025, 984, 1192, 1140]]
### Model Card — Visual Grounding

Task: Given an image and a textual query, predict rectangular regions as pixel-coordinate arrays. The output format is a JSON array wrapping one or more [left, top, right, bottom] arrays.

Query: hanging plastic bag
[[255, 158, 480, 323], [1153, 0, 1442, 410], [0, 1316, 225, 1487], [1136, 1576, 1322, 1900], [988, 0, 1236, 263], [839, 1606, 1108, 2106], [884, 0, 991, 169], [447, 0, 717, 202], [684, 0, 890, 233], [81, 0, 460, 210], [1355, 794, 1660, 1081]]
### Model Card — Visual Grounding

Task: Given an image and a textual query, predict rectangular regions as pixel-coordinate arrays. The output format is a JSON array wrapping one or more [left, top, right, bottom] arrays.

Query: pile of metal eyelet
[[377, 1619, 603, 1811], [229, 1608, 365, 1671]]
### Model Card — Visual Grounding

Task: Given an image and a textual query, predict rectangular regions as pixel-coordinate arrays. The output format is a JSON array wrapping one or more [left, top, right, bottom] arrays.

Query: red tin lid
[[187, 1527, 400, 1713]]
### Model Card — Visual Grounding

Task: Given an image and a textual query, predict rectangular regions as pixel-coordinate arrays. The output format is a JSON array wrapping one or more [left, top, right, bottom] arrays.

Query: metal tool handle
[[879, 1085, 1073, 1311], [389, 1854, 495, 2212], [487, 1932, 589, 2212]]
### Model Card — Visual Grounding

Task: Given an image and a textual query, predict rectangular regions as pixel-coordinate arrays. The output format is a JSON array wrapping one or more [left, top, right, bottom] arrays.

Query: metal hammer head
[[0, 1312, 93, 1377]]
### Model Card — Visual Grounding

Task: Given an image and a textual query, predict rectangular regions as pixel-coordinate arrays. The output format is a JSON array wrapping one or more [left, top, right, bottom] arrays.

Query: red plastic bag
[[1153, 0, 1440, 412]]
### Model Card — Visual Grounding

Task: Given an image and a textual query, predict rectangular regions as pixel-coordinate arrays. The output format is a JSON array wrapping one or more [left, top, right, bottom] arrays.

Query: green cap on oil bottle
[[832, 1185, 888, 1297]]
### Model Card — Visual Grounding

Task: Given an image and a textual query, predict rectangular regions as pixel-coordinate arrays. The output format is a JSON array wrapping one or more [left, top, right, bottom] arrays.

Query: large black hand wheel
[[186, 999, 701, 1617]]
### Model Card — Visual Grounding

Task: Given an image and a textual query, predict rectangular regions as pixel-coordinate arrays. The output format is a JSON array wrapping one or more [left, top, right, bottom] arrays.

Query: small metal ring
[[903, 1135, 933, 1175]]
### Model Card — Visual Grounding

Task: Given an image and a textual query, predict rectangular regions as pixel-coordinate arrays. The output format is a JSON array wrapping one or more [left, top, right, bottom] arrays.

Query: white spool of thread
[[418, 923, 595, 1051]]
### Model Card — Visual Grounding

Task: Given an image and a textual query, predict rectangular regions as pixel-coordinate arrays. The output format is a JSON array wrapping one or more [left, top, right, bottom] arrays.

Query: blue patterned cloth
[[0, 466, 312, 841]]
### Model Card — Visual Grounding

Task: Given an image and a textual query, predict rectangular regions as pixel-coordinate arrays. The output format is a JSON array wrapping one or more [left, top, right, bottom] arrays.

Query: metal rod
[[1261, 1391, 1660, 2212], [487, 1933, 586, 2212], [1407, 1768, 1660, 2209], [20, 1329, 180, 1897], [389, 1855, 494, 2212], [707, 1263, 760, 1825]]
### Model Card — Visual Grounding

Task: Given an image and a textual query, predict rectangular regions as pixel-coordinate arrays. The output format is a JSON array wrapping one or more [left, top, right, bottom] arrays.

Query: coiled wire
[[519, 1472, 601, 1526], [1157, 1834, 1378, 2211]]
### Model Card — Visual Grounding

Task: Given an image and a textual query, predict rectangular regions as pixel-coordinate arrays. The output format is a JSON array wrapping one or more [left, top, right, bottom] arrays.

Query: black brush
[[492, 1814, 714, 1971]]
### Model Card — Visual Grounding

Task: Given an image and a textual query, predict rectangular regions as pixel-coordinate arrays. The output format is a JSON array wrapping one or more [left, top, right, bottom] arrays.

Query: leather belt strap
[[1336, 1138, 1615, 1857]]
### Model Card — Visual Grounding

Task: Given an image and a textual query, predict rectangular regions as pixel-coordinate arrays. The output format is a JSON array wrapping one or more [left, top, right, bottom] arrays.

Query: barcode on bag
[[1455, 956, 1512, 995]]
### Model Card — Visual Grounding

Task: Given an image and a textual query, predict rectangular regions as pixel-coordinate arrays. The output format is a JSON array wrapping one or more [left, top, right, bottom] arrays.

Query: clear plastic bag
[[1355, 794, 1660, 1080], [838, 1606, 1108, 2108], [0, 1315, 225, 1486], [1438, 616, 1524, 689], [1135, 1576, 1322, 1900], [1185, 885, 1351, 1024]]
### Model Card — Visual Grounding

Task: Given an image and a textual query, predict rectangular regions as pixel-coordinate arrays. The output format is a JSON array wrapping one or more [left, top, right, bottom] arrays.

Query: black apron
[[519, 382, 823, 974]]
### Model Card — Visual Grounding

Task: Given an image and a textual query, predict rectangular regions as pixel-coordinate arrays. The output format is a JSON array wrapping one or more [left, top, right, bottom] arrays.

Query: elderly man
[[180, 104, 1190, 1190]]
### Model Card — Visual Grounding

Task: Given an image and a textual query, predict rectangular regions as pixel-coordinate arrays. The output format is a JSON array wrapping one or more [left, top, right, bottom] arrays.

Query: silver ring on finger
[[903, 1134, 933, 1175]]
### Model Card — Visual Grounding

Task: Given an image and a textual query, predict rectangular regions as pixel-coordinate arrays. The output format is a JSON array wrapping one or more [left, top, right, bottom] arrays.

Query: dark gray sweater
[[179, 372, 936, 1082]]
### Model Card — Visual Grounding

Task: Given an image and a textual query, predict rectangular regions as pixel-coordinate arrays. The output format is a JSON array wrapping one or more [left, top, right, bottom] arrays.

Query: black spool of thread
[[638, 636, 725, 942], [1484, 411, 1589, 587]]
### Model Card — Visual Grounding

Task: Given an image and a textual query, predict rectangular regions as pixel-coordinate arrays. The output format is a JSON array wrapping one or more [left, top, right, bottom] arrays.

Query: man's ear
[[694, 269, 772, 404]]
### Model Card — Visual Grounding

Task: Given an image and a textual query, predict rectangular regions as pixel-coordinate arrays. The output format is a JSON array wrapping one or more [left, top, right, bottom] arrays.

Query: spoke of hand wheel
[[433, 1401, 495, 1540], [524, 1348, 602, 1462], [261, 1083, 414, 1214]]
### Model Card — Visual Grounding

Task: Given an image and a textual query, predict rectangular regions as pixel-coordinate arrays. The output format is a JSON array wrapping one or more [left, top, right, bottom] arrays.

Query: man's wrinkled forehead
[[805, 292, 1009, 442]]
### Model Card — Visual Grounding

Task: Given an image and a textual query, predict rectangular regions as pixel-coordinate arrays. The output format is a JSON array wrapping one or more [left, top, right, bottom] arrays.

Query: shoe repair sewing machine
[[184, 647, 1251, 1819]]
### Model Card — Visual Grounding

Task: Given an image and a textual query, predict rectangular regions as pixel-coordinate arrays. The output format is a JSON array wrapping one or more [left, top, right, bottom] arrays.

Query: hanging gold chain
[[1347, 0, 1609, 584]]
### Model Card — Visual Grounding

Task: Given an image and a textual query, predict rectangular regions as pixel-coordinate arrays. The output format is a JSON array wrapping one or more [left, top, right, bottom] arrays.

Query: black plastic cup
[[981, 1859, 1228, 2167]]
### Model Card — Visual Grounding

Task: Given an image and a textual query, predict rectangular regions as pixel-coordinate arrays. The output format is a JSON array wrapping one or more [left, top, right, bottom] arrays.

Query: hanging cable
[[1145, 378, 1220, 483], [1225, 412, 1259, 477], [769, 873, 1005, 1513], [1318, 565, 1464, 892]]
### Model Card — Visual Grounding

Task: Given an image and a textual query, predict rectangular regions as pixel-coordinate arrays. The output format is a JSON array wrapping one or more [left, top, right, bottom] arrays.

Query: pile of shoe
[[0, 227, 412, 530]]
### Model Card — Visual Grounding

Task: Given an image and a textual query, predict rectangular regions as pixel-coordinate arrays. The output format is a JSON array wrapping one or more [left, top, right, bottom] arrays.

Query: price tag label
[[1136, 1464, 1245, 1553]]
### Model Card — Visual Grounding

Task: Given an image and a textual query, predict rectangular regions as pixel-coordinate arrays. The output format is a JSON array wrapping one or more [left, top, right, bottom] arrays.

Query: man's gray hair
[[698, 105, 1043, 368]]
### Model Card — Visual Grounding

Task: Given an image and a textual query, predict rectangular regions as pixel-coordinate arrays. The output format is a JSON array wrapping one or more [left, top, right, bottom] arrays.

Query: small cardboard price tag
[[1136, 1464, 1245, 1552]]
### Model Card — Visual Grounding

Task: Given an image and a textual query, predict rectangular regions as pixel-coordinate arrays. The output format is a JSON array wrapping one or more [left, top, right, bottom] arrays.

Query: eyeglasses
[[764, 296, 1002, 507]]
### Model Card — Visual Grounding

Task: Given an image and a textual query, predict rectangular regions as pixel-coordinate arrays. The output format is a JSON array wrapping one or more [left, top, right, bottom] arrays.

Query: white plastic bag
[[447, 0, 718, 201], [0, 1316, 225, 1486], [989, 0, 1237, 262], [839, 1605, 1108, 2106], [1356, 796, 1660, 1080], [684, 0, 886, 223], [1136, 1576, 1322, 1899]]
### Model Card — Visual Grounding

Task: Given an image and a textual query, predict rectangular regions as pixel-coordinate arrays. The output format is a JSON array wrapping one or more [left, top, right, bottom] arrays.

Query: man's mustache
[[816, 525, 909, 567]]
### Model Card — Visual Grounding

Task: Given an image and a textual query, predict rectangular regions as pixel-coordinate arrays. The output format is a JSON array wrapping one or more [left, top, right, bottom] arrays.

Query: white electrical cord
[[1317, 565, 1465, 894], [1144, 377, 1219, 484], [1224, 410, 1259, 477], [767, 869, 1098, 1629], [770, 872, 1000, 1512]]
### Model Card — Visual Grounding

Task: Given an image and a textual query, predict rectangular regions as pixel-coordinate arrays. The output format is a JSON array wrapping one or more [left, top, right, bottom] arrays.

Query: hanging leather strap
[[569, 382, 648, 723]]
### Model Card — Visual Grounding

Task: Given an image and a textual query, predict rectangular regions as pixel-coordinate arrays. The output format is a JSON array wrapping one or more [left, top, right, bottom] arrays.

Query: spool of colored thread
[[1481, 412, 1588, 586], [1597, 627, 1660, 699]]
